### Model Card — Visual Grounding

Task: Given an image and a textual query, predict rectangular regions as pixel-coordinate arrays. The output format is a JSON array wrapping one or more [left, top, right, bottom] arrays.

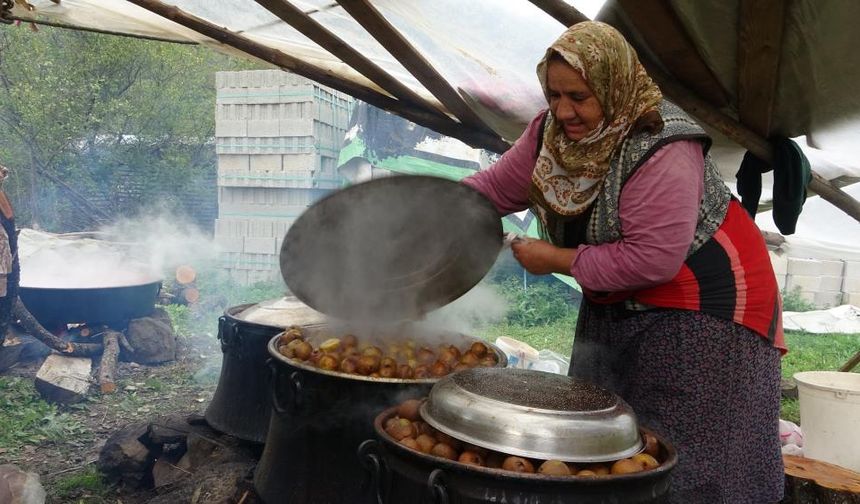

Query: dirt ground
[[1, 330, 222, 503]]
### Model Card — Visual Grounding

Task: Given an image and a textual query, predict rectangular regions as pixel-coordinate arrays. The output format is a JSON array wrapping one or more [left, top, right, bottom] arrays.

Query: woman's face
[[546, 60, 604, 141]]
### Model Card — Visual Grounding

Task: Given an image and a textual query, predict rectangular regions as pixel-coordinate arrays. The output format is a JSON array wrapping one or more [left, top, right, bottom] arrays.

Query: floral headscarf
[[528, 21, 663, 245]]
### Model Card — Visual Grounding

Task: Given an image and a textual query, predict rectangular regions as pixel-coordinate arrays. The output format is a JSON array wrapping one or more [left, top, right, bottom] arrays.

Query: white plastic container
[[794, 371, 860, 472], [494, 336, 539, 369]]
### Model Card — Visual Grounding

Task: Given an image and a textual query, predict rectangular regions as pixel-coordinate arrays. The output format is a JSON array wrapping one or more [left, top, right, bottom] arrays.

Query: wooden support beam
[[253, 0, 437, 112], [336, 0, 492, 131], [535, 0, 860, 225], [737, 0, 786, 137], [125, 0, 509, 153], [528, 0, 589, 27], [616, 0, 730, 107]]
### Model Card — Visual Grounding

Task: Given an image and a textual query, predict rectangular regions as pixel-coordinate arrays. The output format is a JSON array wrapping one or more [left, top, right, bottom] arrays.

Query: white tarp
[[7, 0, 860, 202]]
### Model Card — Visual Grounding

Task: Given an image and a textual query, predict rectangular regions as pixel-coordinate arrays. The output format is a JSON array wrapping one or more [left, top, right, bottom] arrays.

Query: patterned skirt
[[569, 300, 784, 504]]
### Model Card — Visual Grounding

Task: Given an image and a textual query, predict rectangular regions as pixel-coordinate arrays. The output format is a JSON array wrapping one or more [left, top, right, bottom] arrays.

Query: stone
[[123, 315, 176, 364], [145, 461, 253, 504], [97, 422, 154, 489], [0, 464, 46, 504], [151, 456, 188, 489], [34, 354, 92, 404]]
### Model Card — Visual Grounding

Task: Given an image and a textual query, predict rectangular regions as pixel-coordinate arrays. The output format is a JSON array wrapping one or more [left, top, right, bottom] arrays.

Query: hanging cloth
[[736, 137, 812, 235]]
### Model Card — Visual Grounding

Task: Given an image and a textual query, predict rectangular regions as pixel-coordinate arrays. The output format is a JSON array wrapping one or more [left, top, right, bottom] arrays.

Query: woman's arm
[[462, 111, 546, 214], [571, 140, 705, 292]]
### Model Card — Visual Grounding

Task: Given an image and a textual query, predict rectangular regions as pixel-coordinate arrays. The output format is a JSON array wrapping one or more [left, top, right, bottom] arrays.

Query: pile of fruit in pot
[[276, 326, 499, 378], [386, 399, 663, 476]]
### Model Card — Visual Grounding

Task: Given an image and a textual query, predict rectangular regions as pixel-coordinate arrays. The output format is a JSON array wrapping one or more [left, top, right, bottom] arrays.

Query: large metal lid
[[420, 368, 643, 463], [232, 297, 326, 328], [280, 175, 502, 321]]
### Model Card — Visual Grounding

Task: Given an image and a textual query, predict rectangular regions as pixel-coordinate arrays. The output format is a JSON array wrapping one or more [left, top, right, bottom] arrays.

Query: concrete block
[[214, 234, 243, 253], [249, 219, 274, 237], [215, 120, 247, 138], [282, 153, 315, 170], [844, 261, 860, 278], [279, 118, 314, 136], [843, 277, 860, 293], [249, 155, 283, 173], [775, 274, 786, 291], [244, 237, 277, 254], [842, 292, 860, 306], [787, 257, 844, 277], [247, 120, 281, 137], [218, 154, 250, 174], [785, 274, 821, 292], [814, 291, 843, 308], [245, 86, 280, 105], [819, 275, 844, 292], [768, 251, 788, 275]]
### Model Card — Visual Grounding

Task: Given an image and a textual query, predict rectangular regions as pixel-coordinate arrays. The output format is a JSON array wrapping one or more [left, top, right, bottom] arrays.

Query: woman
[[464, 22, 785, 503]]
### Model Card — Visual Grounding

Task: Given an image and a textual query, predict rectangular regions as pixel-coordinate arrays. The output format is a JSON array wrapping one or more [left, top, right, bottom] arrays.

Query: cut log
[[34, 354, 92, 403], [182, 287, 200, 304], [98, 330, 120, 394], [175, 265, 197, 285], [783, 454, 860, 503], [13, 297, 102, 356]]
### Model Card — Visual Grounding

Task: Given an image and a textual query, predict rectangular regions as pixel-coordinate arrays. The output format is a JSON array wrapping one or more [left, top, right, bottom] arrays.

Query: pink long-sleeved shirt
[[463, 112, 705, 292]]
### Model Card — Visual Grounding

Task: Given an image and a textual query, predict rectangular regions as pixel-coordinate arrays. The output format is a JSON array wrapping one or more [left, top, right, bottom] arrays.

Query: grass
[[49, 466, 110, 501], [780, 330, 860, 424], [0, 377, 89, 455], [478, 315, 576, 357]]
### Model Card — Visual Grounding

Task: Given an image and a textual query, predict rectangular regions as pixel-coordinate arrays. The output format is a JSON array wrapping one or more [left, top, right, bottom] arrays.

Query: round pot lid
[[420, 368, 643, 463], [280, 175, 503, 321]]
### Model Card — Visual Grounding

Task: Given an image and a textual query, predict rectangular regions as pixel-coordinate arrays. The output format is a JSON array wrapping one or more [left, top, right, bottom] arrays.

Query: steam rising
[[19, 213, 218, 288]]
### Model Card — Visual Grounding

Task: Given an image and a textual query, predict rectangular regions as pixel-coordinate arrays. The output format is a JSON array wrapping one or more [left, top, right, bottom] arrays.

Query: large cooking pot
[[361, 406, 678, 504], [205, 300, 325, 443], [18, 280, 162, 329], [253, 331, 507, 504]]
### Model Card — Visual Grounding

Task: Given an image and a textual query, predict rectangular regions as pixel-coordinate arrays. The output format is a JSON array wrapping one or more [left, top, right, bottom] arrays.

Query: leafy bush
[[496, 276, 578, 327], [782, 287, 817, 312]]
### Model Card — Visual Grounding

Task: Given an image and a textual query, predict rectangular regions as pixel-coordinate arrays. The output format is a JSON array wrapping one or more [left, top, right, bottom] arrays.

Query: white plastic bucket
[[794, 371, 860, 472], [494, 336, 539, 369]]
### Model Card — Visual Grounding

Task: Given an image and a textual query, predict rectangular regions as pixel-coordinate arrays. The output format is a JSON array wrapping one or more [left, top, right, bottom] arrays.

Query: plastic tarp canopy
[[7, 0, 860, 201]]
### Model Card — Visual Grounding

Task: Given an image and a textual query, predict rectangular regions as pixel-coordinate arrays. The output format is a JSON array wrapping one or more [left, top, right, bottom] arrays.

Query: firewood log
[[98, 330, 120, 394], [175, 265, 197, 285], [13, 297, 102, 356]]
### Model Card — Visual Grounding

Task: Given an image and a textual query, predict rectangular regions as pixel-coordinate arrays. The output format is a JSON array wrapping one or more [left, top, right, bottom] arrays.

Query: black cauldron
[[359, 406, 678, 504], [254, 332, 507, 504], [204, 304, 293, 443], [19, 280, 161, 330]]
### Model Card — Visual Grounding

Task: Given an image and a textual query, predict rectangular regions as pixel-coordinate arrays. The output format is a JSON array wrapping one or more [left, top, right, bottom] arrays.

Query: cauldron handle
[[427, 469, 450, 504], [217, 316, 239, 354], [268, 359, 303, 416], [358, 439, 388, 504]]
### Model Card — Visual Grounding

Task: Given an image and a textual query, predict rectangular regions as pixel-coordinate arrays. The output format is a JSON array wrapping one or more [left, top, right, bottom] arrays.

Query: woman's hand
[[510, 238, 577, 275]]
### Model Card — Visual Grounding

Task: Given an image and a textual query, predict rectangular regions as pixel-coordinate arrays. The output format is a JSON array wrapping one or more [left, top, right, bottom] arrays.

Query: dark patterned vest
[[585, 100, 731, 257]]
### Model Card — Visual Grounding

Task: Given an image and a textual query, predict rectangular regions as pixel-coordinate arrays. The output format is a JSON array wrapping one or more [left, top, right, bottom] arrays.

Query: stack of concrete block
[[843, 261, 860, 306], [214, 70, 353, 284], [783, 257, 845, 308]]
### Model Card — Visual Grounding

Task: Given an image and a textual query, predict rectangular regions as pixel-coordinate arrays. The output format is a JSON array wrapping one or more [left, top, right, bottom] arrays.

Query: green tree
[[0, 25, 265, 230]]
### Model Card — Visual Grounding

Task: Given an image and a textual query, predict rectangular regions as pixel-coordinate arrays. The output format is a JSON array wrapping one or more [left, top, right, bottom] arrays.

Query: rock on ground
[[0, 464, 46, 504]]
